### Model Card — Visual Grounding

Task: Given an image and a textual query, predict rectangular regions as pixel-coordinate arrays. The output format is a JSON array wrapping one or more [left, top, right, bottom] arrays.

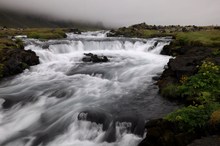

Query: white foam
[[0, 32, 172, 146]]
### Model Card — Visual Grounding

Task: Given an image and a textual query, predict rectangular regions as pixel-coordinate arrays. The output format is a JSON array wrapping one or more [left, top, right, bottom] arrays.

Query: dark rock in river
[[138, 119, 199, 146], [0, 48, 39, 79], [67, 28, 81, 34], [2, 98, 14, 109], [82, 53, 109, 63]]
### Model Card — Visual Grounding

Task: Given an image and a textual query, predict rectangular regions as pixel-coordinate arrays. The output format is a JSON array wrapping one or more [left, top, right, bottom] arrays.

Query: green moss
[[165, 103, 220, 132]]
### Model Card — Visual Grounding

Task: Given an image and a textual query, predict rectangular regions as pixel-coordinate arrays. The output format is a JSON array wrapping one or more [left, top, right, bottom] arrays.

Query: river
[[0, 31, 178, 146]]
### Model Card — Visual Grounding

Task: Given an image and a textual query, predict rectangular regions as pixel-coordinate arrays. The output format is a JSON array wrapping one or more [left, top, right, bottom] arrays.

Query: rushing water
[[0, 31, 177, 146]]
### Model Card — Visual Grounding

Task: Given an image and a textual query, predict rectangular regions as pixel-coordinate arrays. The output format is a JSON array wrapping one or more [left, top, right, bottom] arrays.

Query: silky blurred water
[[0, 31, 177, 146]]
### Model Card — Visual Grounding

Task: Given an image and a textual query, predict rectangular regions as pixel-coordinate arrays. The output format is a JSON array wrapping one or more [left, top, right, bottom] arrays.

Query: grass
[[163, 61, 220, 133], [25, 28, 67, 39], [0, 38, 19, 50], [0, 28, 67, 40], [112, 25, 220, 47], [175, 30, 220, 47], [139, 29, 160, 38]]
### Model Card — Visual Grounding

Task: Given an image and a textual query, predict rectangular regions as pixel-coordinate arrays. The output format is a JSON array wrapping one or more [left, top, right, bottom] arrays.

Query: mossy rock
[[0, 49, 39, 79]]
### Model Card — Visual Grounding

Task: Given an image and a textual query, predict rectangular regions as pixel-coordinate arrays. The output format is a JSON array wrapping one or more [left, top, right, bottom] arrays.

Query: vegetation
[[162, 60, 220, 134], [161, 61, 220, 104], [0, 38, 22, 50], [109, 23, 220, 145], [174, 30, 220, 47], [165, 103, 220, 132], [0, 28, 67, 40], [109, 23, 220, 48], [178, 61, 220, 104]]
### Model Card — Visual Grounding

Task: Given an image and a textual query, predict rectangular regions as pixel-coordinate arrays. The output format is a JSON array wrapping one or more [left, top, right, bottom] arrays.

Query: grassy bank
[[174, 30, 220, 47], [108, 23, 220, 48], [113, 24, 220, 146], [163, 60, 220, 131], [0, 28, 68, 40]]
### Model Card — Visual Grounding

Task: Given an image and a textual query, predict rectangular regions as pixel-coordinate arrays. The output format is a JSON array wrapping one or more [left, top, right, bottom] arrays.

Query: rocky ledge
[[139, 42, 220, 145], [0, 39, 39, 79], [159, 47, 219, 100], [139, 117, 220, 146]]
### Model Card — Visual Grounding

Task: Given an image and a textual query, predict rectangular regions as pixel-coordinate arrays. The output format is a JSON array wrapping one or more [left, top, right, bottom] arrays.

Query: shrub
[[165, 103, 220, 132], [178, 61, 220, 103], [212, 48, 220, 56]]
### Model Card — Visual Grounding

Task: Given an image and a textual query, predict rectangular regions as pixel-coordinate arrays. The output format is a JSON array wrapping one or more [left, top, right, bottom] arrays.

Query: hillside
[[0, 9, 105, 29]]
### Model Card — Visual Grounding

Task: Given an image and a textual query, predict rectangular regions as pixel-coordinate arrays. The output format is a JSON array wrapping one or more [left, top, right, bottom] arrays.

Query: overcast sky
[[0, 0, 219, 27]]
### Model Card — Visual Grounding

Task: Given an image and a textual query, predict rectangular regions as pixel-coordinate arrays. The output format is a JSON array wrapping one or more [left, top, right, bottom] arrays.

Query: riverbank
[[0, 38, 39, 80], [0, 27, 84, 80], [0, 25, 219, 145], [0, 30, 176, 146], [107, 23, 220, 146]]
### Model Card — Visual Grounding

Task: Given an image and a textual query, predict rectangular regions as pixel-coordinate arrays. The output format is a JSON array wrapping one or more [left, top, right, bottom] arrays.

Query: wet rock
[[158, 47, 215, 91], [107, 29, 117, 37], [139, 119, 198, 146], [78, 109, 111, 131], [67, 28, 81, 34], [82, 53, 109, 63], [160, 42, 188, 56], [2, 99, 14, 109], [0, 48, 39, 78]]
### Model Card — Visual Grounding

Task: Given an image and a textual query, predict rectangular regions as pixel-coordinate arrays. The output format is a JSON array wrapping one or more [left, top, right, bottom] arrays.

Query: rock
[[187, 135, 220, 146], [2, 99, 14, 109], [160, 42, 188, 56], [0, 48, 39, 78], [158, 47, 214, 92], [106, 30, 117, 37], [82, 53, 109, 63], [139, 119, 199, 146], [68, 28, 81, 34]]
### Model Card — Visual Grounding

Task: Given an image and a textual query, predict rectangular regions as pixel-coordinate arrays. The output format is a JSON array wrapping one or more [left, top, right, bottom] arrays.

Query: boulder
[[82, 53, 109, 63], [68, 28, 81, 34], [139, 119, 198, 146], [0, 48, 39, 78]]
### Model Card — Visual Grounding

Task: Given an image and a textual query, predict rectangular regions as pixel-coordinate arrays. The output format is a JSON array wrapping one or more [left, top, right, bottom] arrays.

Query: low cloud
[[0, 0, 219, 27]]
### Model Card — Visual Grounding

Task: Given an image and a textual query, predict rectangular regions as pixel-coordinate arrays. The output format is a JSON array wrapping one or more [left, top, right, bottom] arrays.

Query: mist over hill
[[0, 9, 106, 29]]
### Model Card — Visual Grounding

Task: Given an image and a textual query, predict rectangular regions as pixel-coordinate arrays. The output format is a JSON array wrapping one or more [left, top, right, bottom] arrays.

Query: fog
[[0, 0, 219, 27]]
